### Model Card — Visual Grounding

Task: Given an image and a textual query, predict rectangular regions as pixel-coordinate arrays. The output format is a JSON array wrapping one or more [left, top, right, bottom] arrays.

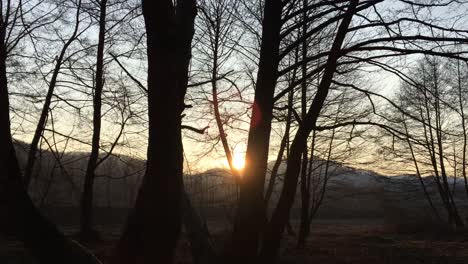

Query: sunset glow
[[232, 151, 246, 171]]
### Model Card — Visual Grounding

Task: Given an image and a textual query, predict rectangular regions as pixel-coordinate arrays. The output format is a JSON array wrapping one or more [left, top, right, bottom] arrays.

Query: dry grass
[[279, 220, 468, 264], [2, 219, 468, 263]]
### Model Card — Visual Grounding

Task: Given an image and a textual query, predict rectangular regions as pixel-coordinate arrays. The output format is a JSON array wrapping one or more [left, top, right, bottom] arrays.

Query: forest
[[2, 0, 468, 263]]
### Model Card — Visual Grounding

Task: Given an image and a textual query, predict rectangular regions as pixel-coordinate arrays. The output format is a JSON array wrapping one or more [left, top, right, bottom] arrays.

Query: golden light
[[232, 151, 246, 171]]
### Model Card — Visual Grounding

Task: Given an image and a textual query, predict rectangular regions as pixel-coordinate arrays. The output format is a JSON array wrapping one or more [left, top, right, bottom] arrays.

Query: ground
[[1, 218, 468, 263], [280, 219, 468, 264]]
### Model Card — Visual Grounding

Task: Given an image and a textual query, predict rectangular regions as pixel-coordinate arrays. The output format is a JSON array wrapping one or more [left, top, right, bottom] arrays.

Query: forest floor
[[1, 218, 468, 263], [278, 219, 468, 264]]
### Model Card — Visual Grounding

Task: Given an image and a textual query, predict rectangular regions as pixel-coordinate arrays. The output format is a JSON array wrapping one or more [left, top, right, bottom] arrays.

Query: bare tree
[[193, 0, 245, 181], [0, 0, 101, 262], [391, 56, 465, 227], [23, 0, 86, 188], [79, 0, 108, 242], [110, 0, 197, 263]]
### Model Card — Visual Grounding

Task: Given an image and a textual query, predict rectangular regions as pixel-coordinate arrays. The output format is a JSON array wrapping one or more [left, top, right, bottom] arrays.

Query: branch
[[182, 125, 209, 134], [187, 70, 234, 88], [110, 52, 148, 94]]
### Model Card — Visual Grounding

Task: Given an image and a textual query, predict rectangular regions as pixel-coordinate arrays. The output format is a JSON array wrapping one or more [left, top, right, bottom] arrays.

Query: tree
[[80, 0, 108, 242], [194, 0, 244, 182], [260, 2, 359, 261], [447, 57, 468, 202], [23, 0, 86, 189], [229, 0, 284, 260], [0, 0, 101, 262], [110, 0, 197, 263], [391, 56, 465, 227], [297, 88, 365, 247]]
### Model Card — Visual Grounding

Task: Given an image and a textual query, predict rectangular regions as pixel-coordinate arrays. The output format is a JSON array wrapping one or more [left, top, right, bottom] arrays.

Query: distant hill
[[13, 140, 145, 208], [12, 140, 468, 225]]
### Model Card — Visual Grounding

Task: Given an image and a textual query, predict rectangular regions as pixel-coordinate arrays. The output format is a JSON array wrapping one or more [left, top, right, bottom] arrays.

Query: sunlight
[[232, 150, 246, 171]]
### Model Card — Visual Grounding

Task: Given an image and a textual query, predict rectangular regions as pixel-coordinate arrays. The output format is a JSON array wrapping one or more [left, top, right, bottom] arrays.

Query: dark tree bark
[[80, 0, 107, 241], [182, 191, 218, 264], [297, 0, 310, 247], [297, 141, 310, 247], [265, 45, 300, 206], [110, 0, 196, 263], [264, 89, 294, 205], [230, 0, 283, 262], [456, 60, 468, 200]]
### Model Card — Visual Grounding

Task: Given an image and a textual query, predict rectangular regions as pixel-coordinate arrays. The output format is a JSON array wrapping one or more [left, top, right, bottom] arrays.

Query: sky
[[8, 0, 468, 177]]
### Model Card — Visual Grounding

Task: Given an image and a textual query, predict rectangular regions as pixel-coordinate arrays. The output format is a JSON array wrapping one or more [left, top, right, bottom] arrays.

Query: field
[[280, 219, 468, 264], [2, 217, 468, 263]]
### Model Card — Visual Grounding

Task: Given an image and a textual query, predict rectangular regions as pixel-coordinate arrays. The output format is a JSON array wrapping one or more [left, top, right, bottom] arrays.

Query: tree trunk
[[457, 60, 468, 201], [298, 148, 310, 247], [110, 0, 196, 263], [264, 89, 294, 205], [230, 0, 283, 262], [80, 0, 107, 241], [297, 0, 310, 246], [182, 191, 218, 264]]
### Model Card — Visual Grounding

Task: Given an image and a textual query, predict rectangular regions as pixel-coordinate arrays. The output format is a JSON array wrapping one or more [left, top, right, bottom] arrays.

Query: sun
[[232, 151, 245, 171]]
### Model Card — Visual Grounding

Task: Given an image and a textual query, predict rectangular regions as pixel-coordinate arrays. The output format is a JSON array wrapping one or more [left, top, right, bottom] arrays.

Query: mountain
[[14, 140, 145, 208], [12, 140, 468, 226]]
